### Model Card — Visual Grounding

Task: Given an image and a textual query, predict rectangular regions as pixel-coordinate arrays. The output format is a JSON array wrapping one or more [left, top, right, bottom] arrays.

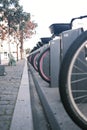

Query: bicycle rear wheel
[[59, 31, 87, 129]]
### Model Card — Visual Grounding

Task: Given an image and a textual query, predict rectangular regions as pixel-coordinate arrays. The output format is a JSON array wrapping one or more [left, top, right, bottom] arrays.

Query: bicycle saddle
[[40, 37, 52, 44], [49, 23, 71, 36]]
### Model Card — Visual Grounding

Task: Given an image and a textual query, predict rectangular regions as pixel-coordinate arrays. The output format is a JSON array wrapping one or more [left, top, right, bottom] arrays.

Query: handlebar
[[70, 15, 87, 27]]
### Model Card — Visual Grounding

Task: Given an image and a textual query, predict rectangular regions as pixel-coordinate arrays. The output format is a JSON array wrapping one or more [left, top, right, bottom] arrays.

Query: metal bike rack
[[50, 28, 83, 88], [50, 38, 60, 87], [28, 23, 83, 88], [60, 28, 83, 60]]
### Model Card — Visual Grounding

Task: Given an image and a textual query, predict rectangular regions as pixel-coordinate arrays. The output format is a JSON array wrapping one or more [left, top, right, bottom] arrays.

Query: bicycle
[[59, 15, 87, 129]]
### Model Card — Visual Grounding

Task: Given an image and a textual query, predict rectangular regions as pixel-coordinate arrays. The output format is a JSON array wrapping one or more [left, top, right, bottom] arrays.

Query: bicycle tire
[[28, 55, 32, 64], [30, 52, 38, 69], [59, 30, 87, 129], [30, 54, 35, 67], [33, 51, 40, 71], [38, 47, 50, 83]]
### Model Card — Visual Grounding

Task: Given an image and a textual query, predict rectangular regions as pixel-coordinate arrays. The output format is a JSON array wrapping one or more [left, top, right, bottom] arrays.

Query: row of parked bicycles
[[27, 15, 87, 129]]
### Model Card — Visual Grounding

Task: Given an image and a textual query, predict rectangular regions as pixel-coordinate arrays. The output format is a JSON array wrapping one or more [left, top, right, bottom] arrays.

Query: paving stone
[[0, 121, 10, 130], [0, 100, 9, 104], [0, 59, 25, 130]]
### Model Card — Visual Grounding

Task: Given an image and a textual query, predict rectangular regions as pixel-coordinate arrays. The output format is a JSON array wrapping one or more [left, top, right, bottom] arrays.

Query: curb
[[10, 61, 34, 130]]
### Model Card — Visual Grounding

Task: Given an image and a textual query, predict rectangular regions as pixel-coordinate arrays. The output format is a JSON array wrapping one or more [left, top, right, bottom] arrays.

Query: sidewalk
[[10, 60, 33, 130], [0, 59, 32, 130]]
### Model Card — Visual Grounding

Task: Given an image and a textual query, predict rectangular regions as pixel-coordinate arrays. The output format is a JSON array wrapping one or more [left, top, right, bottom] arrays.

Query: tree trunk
[[16, 44, 18, 61], [20, 31, 23, 59]]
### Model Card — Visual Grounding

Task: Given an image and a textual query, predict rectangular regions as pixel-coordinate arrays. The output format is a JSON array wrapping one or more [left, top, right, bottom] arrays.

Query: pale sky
[[19, 0, 87, 49]]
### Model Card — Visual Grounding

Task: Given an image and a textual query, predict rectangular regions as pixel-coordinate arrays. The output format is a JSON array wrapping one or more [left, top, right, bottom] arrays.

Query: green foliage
[[0, 0, 37, 45], [0, 0, 31, 32]]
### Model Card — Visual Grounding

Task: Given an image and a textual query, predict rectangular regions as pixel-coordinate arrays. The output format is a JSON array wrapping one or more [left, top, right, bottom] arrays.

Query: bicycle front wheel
[[59, 31, 87, 129], [33, 51, 40, 71], [38, 47, 50, 83]]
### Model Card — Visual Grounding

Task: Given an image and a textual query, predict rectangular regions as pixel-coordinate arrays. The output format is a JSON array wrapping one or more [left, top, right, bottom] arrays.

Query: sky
[[19, 0, 87, 49]]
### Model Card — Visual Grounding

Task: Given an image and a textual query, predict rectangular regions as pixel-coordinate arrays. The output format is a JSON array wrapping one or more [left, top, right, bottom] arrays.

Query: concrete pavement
[[0, 59, 33, 130], [10, 60, 34, 130]]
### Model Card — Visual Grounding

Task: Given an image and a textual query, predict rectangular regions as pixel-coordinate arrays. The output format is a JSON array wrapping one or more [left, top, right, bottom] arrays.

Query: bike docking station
[[27, 15, 87, 130], [49, 25, 83, 88]]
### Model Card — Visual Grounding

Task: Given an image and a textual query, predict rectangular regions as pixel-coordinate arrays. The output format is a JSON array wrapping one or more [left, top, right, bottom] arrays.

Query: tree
[[19, 19, 37, 59], [0, 0, 37, 60]]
